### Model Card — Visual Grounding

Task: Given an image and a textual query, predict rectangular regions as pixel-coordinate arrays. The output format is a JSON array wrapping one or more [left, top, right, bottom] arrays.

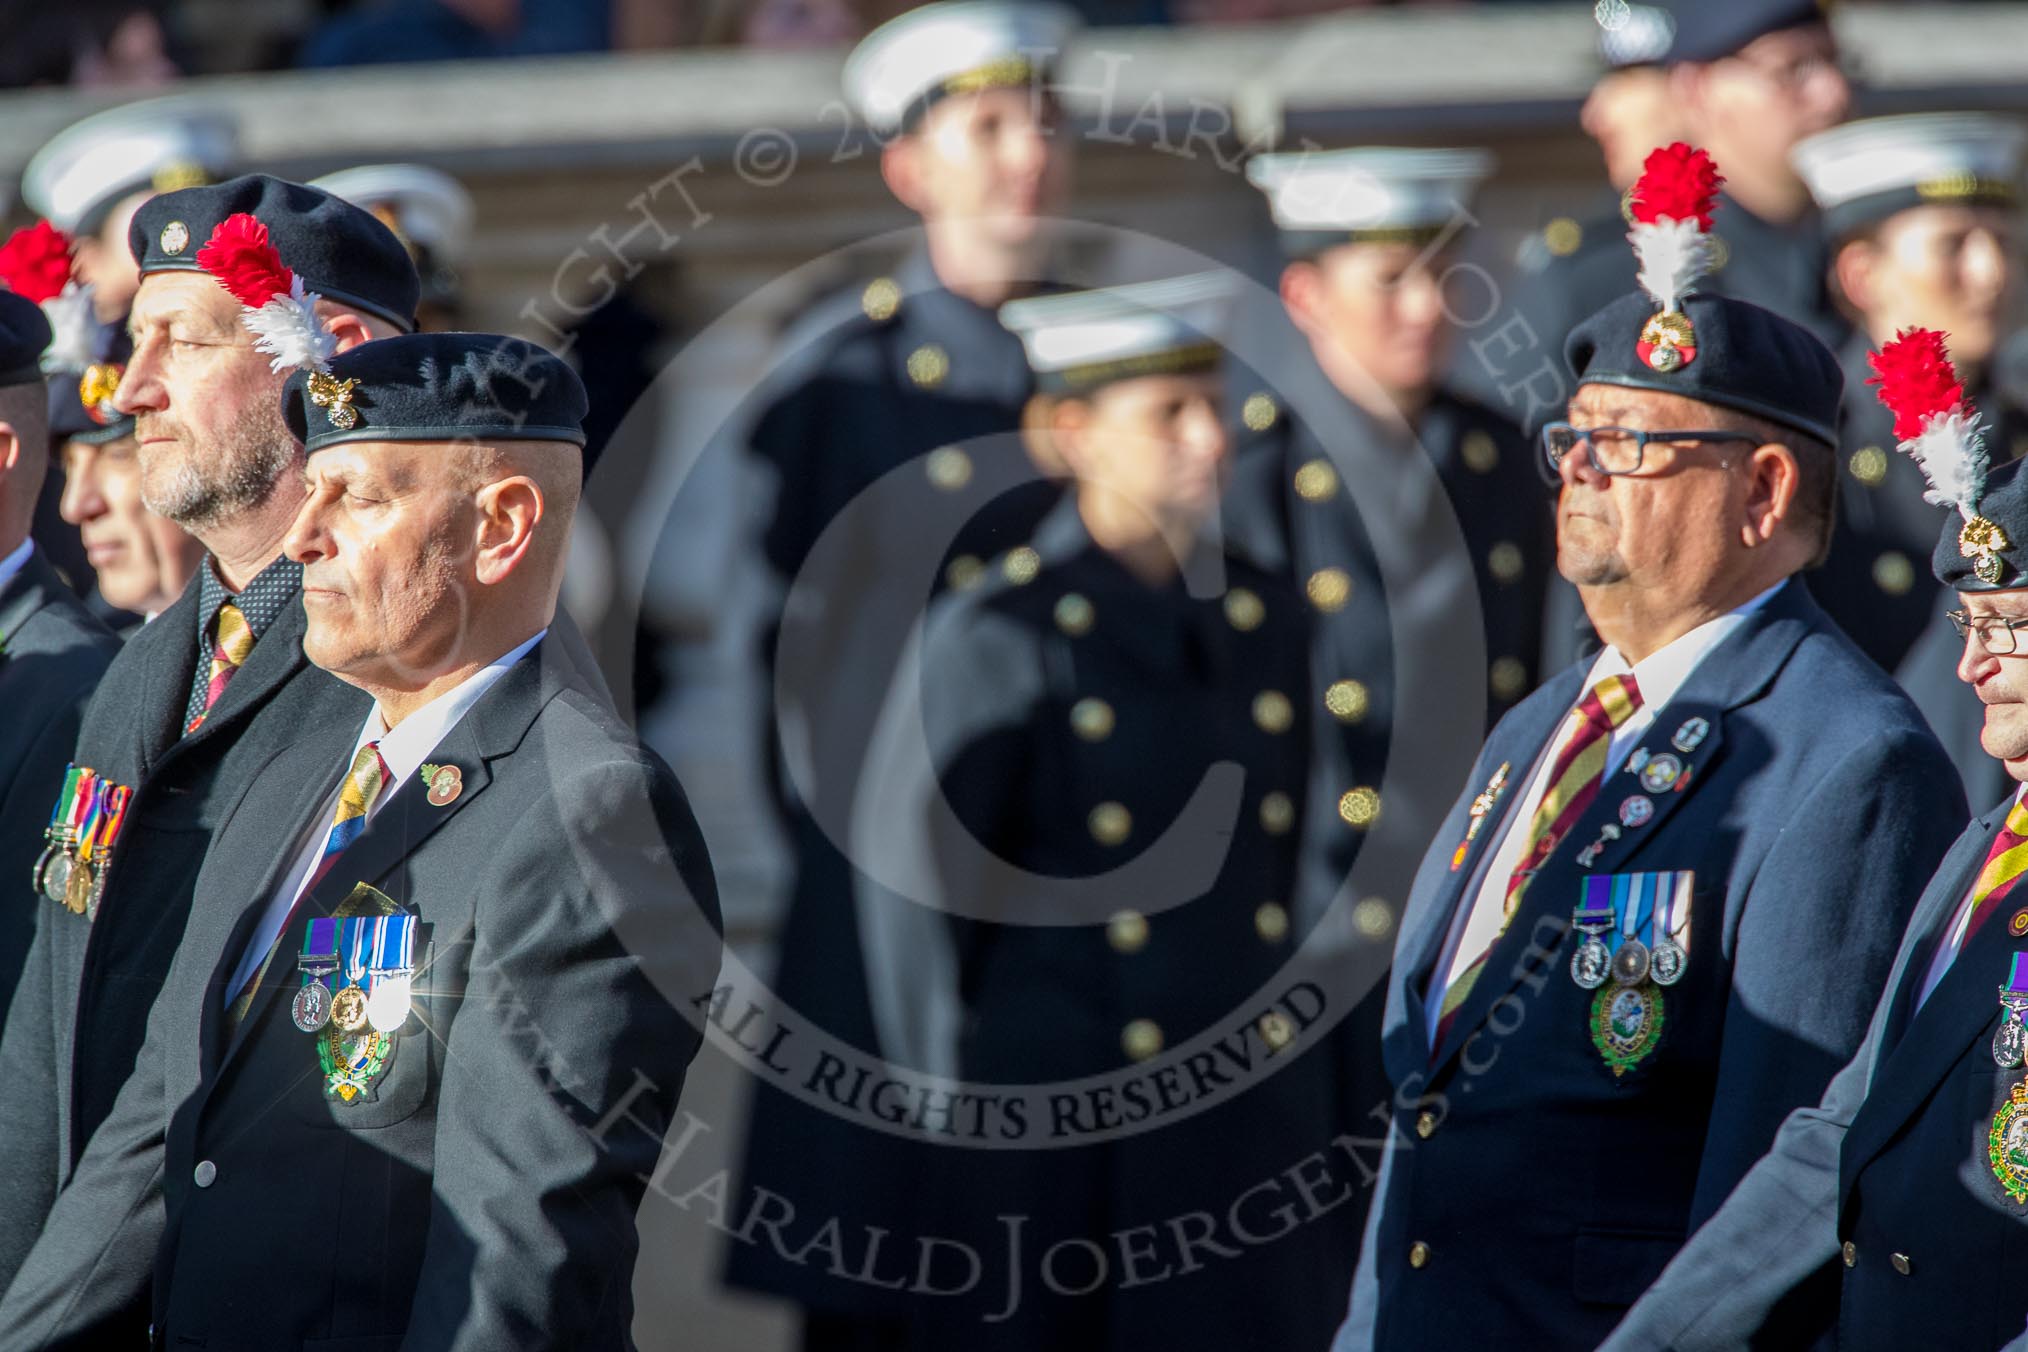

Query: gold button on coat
[[1255, 902, 1289, 943], [1891, 1253, 1912, 1276], [1259, 791, 1295, 835], [1842, 1241, 1857, 1268], [1224, 588, 1265, 631], [1122, 1018, 1163, 1061], [1414, 1111, 1436, 1139], [1252, 690, 1293, 734], [1325, 679, 1369, 723], [1089, 802, 1132, 846], [1107, 910, 1148, 953], [1070, 698, 1115, 741], [1054, 593, 1095, 635], [1408, 1241, 1431, 1269]]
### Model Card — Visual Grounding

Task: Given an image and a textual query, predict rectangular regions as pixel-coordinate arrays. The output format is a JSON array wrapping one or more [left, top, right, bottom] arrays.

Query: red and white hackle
[[194, 213, 335, 375]]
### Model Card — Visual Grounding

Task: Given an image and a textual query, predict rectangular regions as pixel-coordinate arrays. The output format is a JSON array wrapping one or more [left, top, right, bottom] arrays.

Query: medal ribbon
[[45, 766, 81, 834], [2008, 953, 2028, 999], [1436, 674, 1646, 1046], [75, 779, 106, 863]]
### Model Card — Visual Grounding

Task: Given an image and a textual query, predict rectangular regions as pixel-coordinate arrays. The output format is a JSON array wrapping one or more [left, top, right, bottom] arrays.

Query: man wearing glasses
[[1332, 289, 1962, 1351], [1598, 455, 2028, 1350]]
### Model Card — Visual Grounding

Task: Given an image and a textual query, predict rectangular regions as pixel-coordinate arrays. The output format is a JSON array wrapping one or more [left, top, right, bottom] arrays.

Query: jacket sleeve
[[399, 757, 722, 1352], [0, 950, 170, 1346], [0, 904, 63, 1296], [1690, 727, 1962, 1220]]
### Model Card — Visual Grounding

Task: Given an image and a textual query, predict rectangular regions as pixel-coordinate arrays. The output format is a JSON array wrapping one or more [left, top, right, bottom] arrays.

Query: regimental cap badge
[[306, 371, 361, 430], [1626, 144, 1724, 374], [79, 363, 123, 425], [1868, 327, 2009, 585]]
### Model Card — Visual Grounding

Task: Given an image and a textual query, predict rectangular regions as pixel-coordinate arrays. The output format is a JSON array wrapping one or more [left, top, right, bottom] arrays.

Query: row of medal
[[31, 765, 133, 918], [1989, 954, 2028, 1201], [1570, 870, 1694, 1076], [296, 914, 417, 1104]]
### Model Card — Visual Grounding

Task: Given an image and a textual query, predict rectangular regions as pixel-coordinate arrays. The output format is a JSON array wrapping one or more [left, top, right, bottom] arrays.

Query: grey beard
[[143, 425, 298, 533]]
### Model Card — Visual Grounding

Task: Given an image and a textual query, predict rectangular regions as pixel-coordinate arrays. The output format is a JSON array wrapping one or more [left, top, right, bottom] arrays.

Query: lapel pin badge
[[423, 763, 462, 807]]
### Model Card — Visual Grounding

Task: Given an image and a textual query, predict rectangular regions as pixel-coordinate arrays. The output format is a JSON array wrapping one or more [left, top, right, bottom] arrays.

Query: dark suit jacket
[[0, 632, 722, 1351], [1602, 793, 2028, 1352], [0, 551, 119, 1021], [1336, 578, 1964, 1352], [0, 569, 368, 1302]]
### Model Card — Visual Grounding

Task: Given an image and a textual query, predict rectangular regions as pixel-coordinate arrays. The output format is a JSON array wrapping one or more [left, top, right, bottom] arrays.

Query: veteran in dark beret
[[0, 332, 723, 1350], [0, 172, 414, 1303], [1334, 282, 1963, 1350], [1791, 113, 2028, 682], [718, 3, 1085, 1340], [854, 273, 1367, 1350], [0, 293, 120, 1027], [1600, 364, 2028, 1352]]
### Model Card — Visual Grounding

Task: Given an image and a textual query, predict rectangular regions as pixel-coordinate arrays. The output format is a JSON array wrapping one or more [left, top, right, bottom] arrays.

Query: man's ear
[[1279, 261, 1323, 341], [1832, 238, 1879, 316], [0, 422, 20, 481], [323, 309, 378, 355], [473, 474, 545, 586], [1742, 440, 1801, 545], [881, 136, 930, 216], [1047, 395, 1095, 479]]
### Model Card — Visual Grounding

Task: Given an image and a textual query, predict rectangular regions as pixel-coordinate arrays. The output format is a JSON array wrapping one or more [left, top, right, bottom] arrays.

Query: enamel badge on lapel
[[423, 762, 462, 807], [1576, 823, 1622, 870], [1572, 871, 1694, 1076], [1451, 762, 1511, 871], [1671, 718, 1709, 754]]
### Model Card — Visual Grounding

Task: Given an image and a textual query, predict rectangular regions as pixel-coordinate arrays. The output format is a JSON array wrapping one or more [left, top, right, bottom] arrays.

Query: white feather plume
[[240, 275, 335, 375], [38, 284, 97, 374], [1629, 217, 1718, 312], [1901, 408, 1988, 521]]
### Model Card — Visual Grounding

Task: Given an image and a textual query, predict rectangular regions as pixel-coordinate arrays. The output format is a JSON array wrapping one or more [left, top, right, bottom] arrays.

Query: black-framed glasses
[[1540, 422, 1757, 480], [1948, 609, 2028, 656]]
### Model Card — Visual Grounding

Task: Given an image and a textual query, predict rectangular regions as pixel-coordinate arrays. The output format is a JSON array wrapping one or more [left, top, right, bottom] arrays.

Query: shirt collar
[[1583, 580, 1786, 710], [351, 629, 548, 796], [195, 554, 303, 646], [0, 539, 32, 591]]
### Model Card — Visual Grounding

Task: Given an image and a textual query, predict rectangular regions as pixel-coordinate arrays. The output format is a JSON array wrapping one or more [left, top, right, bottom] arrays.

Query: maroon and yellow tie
[[227, 741, 389, 1026], [186, 602, 253, 735], [1436, 673, 1645, 1043]]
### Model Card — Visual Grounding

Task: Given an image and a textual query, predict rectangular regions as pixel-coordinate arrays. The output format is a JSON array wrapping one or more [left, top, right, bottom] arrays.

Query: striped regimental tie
[[227, 741, 389, 1026], [1914, 794, 2028, 1014], [186, 602, 254, 735], [1435, 673, 1645, 1045]]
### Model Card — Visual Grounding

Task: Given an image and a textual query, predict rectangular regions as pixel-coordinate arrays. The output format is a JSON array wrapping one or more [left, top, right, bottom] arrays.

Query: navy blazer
[[1336, 577, 1964, 1352], [1603, 788, 2028, 1352]]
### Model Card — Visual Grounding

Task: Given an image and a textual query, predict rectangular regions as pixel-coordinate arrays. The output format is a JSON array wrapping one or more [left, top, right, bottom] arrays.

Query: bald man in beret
[[0, 333, 722, 1349]]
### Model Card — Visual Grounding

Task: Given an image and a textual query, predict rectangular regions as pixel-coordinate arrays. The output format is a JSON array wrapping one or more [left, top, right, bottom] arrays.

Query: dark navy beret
[[282, 332, 591, 467], [1564, 291, 1843, 445], [130, 174, 419, 332], [1937, 455, 2028, 592], [0, 292, 51, 388], [1663, 0, 1831, 63]]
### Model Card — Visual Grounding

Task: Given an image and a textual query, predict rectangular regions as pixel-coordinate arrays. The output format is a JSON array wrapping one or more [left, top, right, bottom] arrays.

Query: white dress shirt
[[221, 630, 546, 1005], [0, 539, 33, 592], [1917, 785, 2028, 1011], [1424, 583, 1784, 1038]]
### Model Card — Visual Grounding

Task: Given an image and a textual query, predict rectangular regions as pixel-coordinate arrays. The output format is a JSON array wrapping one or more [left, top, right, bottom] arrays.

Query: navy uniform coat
[[1334, 579, 1963, 1351], [1598, 791, 2028, 1352], [864, 502, 1368, 1349], [0, 633, 722, 1350], [0, 570, 368, 1304], [0, 550, 119, 1020], [727, 246, 1063, 1317], [1221, 374, 1555, 936]]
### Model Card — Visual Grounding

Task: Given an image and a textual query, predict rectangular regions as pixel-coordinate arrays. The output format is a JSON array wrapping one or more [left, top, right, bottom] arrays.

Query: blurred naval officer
[[723, 4, 1083, 1343], [1333, 148, 1962, 1351], [0, 293, 120, 1024], [17, 101, 233, 601], [312, 162, 475, 331], [857, 273, 1365, 1350], [1228, 146, 1553, 940], [1601, 335, 2028, 1352], [0, 333, 722, 1350], [52, 356, 203, 625], [0, 175, 415, 1304], [1792, 113, 2028, 677]]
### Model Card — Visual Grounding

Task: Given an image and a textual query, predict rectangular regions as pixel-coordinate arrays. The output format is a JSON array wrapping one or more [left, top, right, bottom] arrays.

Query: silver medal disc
[[1997, 1015, 2027, 1070], [292, 979, 333, 1033], [1650, 937, 1687, 987], [29, 842, 55, 896], [1613, 937, 1652, 986], [40, 851, 71, 905], [1571, 937, 1612, 990]]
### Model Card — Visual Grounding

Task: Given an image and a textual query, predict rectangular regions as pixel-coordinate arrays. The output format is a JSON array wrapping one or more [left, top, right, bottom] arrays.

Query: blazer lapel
[[1840, 806, 2012, 1198], [135, 574, 206, 774], [210, 645, 568, 1073], [1428, 580, 1818, 1073]]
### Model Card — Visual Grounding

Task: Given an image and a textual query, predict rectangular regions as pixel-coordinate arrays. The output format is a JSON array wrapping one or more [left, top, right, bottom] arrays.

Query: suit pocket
[[1571, 1226, 1686, 1307]]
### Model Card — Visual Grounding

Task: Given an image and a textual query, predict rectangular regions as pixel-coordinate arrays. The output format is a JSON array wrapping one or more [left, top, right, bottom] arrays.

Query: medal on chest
[[1572, 871, 1694, 1075], [308, 910, 417, 1103], [1991, 955, 2028, 1202], [33, 767, 133, 919]]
